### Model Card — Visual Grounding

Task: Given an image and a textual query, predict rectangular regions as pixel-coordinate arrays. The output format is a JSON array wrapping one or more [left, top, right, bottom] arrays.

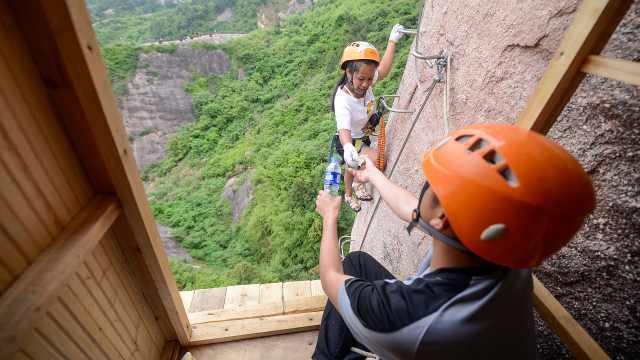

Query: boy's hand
[[348, 155, 377, 183], [316, 190, 341, 220]]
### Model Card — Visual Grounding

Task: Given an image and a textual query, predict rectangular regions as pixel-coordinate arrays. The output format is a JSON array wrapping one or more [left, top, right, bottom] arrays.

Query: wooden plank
[[67, 272, 129, 359], [76, 263, 135, 356], [516, 0, 633, 134], [259, 282, 283, 305], [310, 280, 325, 297], [110, 217, 178, 342], [224, 284, 261, 309], [189, 302, 285, 325], [0, 195, 120, 358], [0, 1, 91, 210], [20, 331, 66, 360], [161, 341, 181, 360], [180, 291, 195, 313], [189, 312, 323, 346], [0, 221, 29, 278], [10, 0, 192, 344], [582, 55, 640, 86], [47, 299, 107, 360], [533, 276, 609, 360], [35, 313, 88, 360], [187, 331, 319, 360], [189, 288, 227, 313], [0, 157, 50, 250], [284, 295, 327, 315], [101, 235, 166, 351], [283, 281, 311, 301]]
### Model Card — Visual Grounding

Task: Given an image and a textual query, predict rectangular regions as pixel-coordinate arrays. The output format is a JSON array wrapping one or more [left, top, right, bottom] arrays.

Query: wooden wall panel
[[17, 245, 164, 359], [0, 2, 173, 357], [0, 1, 92, 293]]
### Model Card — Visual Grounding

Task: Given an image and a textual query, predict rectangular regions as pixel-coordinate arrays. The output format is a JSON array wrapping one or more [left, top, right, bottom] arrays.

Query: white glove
[[389, 24, 405, 43], [343, 143, 360, 169]]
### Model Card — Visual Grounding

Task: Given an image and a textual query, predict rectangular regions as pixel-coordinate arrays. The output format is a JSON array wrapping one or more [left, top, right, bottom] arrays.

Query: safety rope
[[358, 55, 448, 251], [375, 113, 386, 170]]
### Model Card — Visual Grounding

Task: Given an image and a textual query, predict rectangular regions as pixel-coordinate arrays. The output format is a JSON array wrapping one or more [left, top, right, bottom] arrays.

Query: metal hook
[[339, 236, 354, 259], [380, 95, 413, 114]]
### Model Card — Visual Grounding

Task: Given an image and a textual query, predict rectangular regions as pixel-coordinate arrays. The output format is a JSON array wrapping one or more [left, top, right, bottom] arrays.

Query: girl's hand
[[316, 190, 341, 220], [348, 155, 377, 183]]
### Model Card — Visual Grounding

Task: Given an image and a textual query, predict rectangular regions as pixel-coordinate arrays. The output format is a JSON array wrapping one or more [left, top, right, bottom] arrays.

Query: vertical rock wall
[[120, 47, 231, 169], [351, 0, 638, 357]]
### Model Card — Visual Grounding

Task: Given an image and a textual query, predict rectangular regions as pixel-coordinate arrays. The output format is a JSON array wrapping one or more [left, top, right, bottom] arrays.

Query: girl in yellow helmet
[[332, 25, 406, 212]]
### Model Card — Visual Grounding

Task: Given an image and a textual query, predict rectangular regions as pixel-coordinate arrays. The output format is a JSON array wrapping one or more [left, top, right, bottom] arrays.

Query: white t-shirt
[[334, 72, 378, 139]]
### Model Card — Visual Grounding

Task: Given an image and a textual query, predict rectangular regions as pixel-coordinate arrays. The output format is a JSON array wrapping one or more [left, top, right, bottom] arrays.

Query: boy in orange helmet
[[313, 124, 595, 359]]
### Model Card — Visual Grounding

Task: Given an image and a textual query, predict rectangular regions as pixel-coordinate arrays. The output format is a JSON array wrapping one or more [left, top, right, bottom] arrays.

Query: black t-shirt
[[345, 266, 505, 332]]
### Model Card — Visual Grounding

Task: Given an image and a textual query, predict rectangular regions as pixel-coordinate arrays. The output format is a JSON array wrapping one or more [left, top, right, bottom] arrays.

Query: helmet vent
[[499, 166, 519, 187], [468, 138, 488, 152], [455, 135, 473, 144], [483, 149, 503, 165]]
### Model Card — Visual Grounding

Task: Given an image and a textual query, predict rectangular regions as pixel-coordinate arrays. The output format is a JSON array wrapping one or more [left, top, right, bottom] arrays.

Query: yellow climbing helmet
[[339, 41, 381, 70]]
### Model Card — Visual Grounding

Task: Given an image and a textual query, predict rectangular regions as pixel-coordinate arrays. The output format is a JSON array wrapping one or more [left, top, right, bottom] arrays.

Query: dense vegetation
[[88, 0, 287, 46], [140, 0, 420, 288]]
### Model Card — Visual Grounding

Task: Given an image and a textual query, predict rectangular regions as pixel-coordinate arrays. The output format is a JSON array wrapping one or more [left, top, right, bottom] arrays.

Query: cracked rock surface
[[351, 1, 638, 358], [120, 46, 231, 169]]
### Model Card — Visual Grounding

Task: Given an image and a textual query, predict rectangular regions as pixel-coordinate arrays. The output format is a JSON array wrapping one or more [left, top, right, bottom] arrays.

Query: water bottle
[[323, 154, 341, 196]]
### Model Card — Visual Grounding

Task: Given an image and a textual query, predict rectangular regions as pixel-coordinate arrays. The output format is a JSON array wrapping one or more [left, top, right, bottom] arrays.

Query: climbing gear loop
[[339, 235, 354, 259]]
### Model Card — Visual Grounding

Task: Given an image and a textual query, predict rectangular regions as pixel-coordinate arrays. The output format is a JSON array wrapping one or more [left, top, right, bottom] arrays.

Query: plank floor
[[180, 280, 325, 315], [181, 280, 325, 358]]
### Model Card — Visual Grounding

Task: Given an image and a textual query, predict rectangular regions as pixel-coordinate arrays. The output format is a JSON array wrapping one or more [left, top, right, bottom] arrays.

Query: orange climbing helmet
[[339, 41, 381, 70], [422, 124, 596, 268]]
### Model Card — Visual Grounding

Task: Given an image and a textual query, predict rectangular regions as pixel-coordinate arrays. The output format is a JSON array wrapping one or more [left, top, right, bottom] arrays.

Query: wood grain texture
[[224, 284, 261, 309], [259, 282, 283, 305], [190, 287, 227, 313], [0, 196, 120, 358], [283, 281, 311, 301], [582, 55, 640, 86], [189, 312, 323, 346]]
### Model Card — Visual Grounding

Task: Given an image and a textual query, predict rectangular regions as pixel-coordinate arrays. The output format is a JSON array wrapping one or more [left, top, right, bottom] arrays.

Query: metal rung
[[398, 28, 418, 35], [380, 95, 413, 113]]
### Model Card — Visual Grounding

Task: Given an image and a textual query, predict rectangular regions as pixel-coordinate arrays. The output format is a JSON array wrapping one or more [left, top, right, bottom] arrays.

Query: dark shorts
[[334, 135, 371, 164]]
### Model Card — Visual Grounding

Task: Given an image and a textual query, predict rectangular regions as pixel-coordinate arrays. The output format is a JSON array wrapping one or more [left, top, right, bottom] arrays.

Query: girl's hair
[[331, 59, 378, 112]]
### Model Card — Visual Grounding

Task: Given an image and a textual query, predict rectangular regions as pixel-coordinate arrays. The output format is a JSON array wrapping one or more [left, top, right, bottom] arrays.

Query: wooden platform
[[179, 280, 326, 350]]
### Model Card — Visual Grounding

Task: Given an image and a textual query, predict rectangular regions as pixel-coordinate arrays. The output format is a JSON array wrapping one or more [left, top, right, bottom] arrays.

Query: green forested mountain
[[89, 0, 285, 45], [95, 0, 421, 289]]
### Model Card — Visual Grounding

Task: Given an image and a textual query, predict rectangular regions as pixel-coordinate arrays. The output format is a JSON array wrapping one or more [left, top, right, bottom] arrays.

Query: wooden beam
[[188, 295, 327, 325], [533, 276, 609, 360], [516, 0, 633, 134], [9, 0, 191, 344], [582, 55, 640, 86], [189, 312, 323, 346], [0, 195, 120, 358], [189, 302, 285, 325]]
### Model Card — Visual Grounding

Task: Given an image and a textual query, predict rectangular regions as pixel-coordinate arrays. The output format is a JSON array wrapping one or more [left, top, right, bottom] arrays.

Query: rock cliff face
[[351, 1, 638, 357], [257, 0, 314, 29], [119, 46, 232, 169]]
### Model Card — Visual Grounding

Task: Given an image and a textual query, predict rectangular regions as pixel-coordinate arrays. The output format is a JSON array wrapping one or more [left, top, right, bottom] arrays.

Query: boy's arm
[[316, 191, 352, 309]]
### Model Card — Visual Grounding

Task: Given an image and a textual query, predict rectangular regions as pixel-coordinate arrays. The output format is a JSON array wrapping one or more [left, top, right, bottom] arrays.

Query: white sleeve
[[372, 69, 379, 85], [334, 95, 352, 132]]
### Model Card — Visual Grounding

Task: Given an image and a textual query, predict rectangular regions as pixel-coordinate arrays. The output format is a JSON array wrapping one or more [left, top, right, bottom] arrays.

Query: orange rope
[[376, 114, 385, 170]]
